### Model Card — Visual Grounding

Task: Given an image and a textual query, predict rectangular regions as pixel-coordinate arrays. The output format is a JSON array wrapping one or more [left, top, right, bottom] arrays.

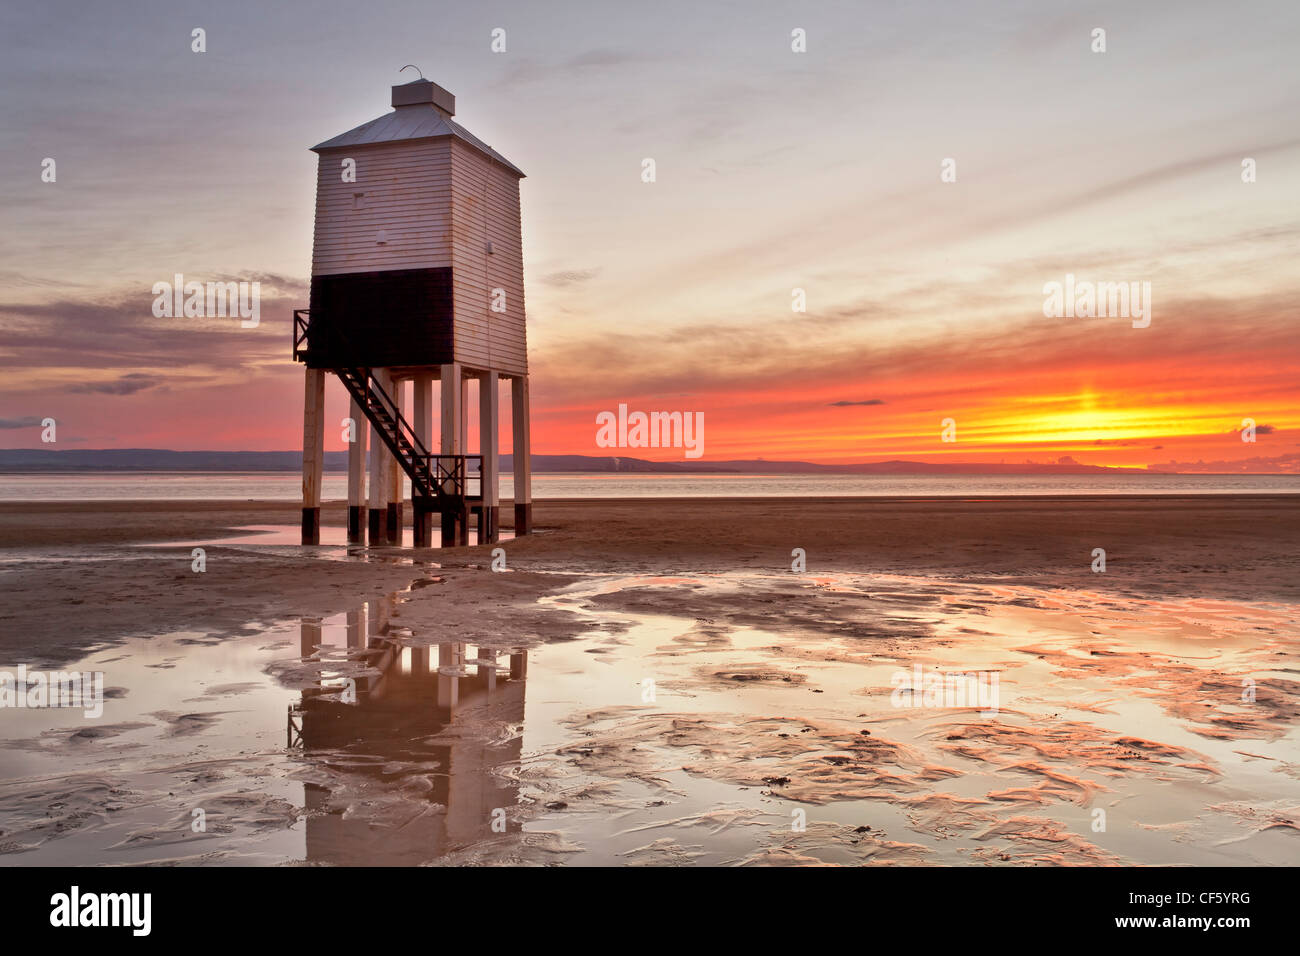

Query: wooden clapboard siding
[[484, 149, 528, 374], [312, 140, 454, 276], [310, 131, 527, 377], [449, 139, 528, 375]]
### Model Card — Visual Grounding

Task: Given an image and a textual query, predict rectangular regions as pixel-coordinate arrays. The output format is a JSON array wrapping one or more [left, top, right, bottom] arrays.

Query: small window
[[353, 192, 365, 210]]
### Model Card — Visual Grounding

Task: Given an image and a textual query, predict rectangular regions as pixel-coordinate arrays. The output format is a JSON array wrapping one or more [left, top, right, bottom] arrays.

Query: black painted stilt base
[[477, 505, 500, 544], [301, 507, 321, 545], [347, 505, 363, 543], [368, 508, 385, 545], [386, 502, 400, 542], [514, 502, 532, 535], [412, 500, 433, 548], [441, 504, 469, 548]]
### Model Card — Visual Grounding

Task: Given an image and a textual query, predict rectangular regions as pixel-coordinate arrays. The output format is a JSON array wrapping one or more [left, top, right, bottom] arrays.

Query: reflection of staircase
[[293, 310, 470, 509]]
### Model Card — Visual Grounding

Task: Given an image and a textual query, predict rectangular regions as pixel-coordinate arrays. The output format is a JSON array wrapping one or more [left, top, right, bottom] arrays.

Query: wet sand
[[0, 495, 1296, 865]]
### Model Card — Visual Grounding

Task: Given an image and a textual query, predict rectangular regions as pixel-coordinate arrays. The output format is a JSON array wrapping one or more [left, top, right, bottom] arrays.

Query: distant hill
[[0, 448, 1147, 475]]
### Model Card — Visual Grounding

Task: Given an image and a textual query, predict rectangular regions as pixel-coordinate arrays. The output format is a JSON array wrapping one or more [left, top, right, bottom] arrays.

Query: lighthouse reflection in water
[[289, 592, 528, 865]]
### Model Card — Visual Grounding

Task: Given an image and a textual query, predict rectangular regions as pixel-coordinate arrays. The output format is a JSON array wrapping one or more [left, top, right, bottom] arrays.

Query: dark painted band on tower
[[368, 508, 385, 545], [307, 268, 454, 369], [347, 505, 363, 542]]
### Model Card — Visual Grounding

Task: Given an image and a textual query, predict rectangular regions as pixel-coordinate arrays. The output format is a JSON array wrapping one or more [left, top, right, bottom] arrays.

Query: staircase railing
[[414, 453, 483, 499], [293, 310, 310, 361]]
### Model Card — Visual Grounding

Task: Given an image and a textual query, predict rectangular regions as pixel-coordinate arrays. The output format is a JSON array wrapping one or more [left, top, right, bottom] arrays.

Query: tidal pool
[[0, 570, 1295, 865]]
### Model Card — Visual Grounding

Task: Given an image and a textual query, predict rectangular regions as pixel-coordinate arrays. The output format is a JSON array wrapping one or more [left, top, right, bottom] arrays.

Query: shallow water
[[3, 471, 1298, 502], [0, 570, 1295, 865], [144, 524, 516, 549]]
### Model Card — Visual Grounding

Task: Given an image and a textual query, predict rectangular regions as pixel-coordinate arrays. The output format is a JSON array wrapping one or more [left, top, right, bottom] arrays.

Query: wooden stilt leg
[[347, 395, 367, 543], [510, 375, 531, 534], [301, 367, 325, 544]]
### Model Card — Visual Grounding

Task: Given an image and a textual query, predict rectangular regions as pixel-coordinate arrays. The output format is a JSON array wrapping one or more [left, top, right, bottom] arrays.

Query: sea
[[0, 471, 1296, 501]]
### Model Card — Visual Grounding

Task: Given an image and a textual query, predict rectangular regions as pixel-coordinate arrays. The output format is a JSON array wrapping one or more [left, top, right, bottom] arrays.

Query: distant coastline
[[0, 448, 1282, 476]]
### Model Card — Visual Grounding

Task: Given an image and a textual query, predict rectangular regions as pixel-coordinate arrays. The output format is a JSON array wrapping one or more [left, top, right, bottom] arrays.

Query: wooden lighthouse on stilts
[[294, 76, 531, 547]]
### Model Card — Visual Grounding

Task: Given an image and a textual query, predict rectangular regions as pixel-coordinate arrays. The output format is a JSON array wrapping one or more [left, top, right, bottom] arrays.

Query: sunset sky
[[1, 0, 1297, 470]]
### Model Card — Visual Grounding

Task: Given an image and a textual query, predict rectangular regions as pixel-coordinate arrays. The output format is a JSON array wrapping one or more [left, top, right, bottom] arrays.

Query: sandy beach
[[0, 494, 1296, 865]]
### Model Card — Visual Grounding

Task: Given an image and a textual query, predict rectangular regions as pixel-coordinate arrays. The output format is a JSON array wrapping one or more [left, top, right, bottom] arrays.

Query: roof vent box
[[392, 79, 455, 115]]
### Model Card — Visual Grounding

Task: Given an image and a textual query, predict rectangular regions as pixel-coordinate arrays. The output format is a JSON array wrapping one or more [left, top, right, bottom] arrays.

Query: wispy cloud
[[538, 268, 602, 287], [69, 373, 164, 395], [1150, 452, 1300, 474], [0, 275, 305, 389]]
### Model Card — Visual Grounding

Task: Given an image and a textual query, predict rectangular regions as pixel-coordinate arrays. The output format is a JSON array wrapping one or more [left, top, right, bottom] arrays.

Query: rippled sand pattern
[[0, 568, 1295, 866]]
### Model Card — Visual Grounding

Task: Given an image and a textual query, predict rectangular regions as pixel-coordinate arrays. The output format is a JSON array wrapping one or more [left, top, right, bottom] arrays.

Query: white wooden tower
[[294, 76, 532, 547]]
